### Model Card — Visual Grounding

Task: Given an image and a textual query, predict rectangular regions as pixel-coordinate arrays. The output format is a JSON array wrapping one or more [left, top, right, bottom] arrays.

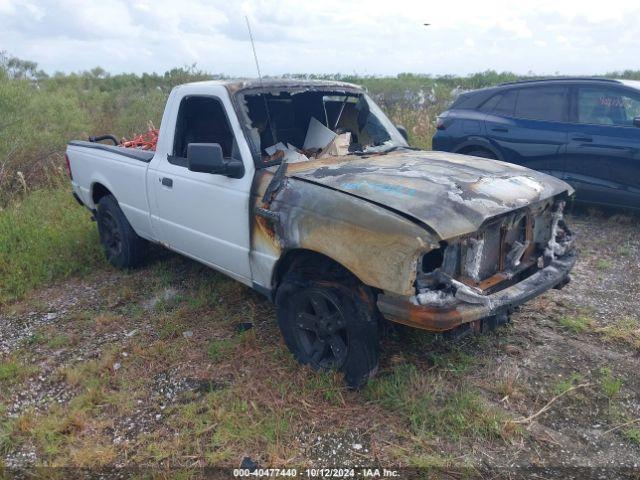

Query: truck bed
[[68, 140, 154, 163]]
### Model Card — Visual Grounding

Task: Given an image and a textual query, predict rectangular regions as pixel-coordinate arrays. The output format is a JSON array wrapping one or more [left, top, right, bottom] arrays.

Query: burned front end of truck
[[378, 197, 576, 335], [229, 79, 576, 342]]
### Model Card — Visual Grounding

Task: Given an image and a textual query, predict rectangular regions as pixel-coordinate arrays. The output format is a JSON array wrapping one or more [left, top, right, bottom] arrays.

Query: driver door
[[149, 94, 253, 282], [565, 85, 640, 208]]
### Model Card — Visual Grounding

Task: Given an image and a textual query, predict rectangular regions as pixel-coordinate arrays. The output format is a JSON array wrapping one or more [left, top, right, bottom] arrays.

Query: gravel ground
[[1, 208, 639, 475]]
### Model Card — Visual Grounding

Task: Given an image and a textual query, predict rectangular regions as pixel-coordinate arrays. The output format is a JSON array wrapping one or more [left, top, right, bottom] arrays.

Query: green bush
[[0, 70, 88, 203], [114, 89, 167, 138]]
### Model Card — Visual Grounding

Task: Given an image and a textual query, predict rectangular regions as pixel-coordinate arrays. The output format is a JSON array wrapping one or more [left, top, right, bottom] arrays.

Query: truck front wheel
[[276, 273, 380, 389], [96, 195, 146, 268]]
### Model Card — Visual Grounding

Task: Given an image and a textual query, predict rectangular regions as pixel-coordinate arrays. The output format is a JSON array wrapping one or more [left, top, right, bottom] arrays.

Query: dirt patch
[[297, 428, 374, 467]]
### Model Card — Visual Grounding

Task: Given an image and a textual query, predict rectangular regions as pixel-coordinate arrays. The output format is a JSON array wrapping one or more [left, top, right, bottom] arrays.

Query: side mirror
[[187, 143, 244, 178], [634, 117, 640, 128], [396, 125, 409, 143]]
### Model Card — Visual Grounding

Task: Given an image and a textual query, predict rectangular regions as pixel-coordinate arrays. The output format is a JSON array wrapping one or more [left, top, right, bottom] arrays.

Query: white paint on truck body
[[68, 82, 256, 286]]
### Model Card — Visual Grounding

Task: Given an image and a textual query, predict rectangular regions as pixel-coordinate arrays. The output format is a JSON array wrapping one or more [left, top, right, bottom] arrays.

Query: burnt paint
[[286, 150, 573, 239], [249, 167, 439, 297]]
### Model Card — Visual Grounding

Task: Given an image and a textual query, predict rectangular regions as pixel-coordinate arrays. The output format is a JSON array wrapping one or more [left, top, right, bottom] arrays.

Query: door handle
[[571, 135, 593, 142], [491, 127, 509, 133], [161, 177, 173, 188]]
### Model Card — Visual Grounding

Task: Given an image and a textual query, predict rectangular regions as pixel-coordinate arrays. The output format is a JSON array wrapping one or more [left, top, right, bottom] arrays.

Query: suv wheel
[[276, 273, 379, 389]]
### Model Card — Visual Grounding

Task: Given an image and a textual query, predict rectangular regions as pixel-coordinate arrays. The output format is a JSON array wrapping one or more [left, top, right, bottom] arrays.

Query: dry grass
[[598, 317, 640, 350], [491, 362, 525, 404]]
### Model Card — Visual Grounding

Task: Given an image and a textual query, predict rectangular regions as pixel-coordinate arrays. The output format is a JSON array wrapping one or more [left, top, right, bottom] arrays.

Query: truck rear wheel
[[96, 195, 146, 268], [276, 273, 379, 389]]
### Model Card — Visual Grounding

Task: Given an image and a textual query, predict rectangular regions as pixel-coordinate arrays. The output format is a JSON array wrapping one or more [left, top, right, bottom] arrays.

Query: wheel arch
[[91, 181, 113, 207], [251, 172, 437, 300], [453, 139, 502, 160], [89, 180, 150, 241], [272, 248, 367, 299]]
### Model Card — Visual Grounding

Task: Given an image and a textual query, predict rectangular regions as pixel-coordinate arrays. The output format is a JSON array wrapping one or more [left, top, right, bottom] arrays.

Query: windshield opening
[[237, 88, 407, 167]]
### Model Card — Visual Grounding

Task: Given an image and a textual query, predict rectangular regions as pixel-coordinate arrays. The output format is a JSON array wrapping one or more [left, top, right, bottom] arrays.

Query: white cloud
[[0, 0, 639, 75]]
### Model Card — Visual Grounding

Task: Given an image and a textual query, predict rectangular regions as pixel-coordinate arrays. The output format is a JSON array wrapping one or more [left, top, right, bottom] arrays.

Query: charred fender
[[250, 168, 440, 297]]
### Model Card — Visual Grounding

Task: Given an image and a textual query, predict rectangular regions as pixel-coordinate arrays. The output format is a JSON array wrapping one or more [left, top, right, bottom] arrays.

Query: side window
[[479, 93, 502, 112], [578, 87, 640, 126], [170, 96, 238, 167], [492, 90, 517, 116], [514, 86, 567, 121]]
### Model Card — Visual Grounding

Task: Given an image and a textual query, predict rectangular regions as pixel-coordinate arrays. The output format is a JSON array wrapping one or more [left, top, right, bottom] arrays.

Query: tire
[[465, 149, 497, 159], [275, 273, 379, 389], [96, 195, 146, 268]]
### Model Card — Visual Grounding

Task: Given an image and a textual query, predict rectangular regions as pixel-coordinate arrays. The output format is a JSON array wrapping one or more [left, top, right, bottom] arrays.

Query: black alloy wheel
[[276, 272, 380, 389], [291, 288, 349, 369], [100, 209, 123, 260]]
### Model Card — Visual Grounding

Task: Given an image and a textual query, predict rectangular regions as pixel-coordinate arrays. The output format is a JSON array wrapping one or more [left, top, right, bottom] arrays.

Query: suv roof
[[450, 77, 640, 111], [498, 76, 622, 86]]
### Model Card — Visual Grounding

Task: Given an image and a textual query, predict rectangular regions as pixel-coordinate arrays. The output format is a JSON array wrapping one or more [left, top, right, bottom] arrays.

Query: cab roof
[[180, 78, 362, 94]]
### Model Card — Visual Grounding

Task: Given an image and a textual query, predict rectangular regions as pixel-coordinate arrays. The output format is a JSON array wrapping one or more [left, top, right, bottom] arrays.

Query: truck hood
[[285, 150, 573, 239]]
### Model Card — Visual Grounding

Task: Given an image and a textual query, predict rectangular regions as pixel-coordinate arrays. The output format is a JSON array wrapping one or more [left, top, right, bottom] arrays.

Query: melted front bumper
[[377, 249, 577, 332]]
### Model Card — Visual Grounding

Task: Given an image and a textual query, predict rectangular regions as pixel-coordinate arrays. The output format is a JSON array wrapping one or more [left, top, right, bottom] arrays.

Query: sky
[[1, 0, 639, 77]]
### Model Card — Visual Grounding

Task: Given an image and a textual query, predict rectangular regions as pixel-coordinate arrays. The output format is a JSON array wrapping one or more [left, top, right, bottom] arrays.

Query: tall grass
[[0, 184, 102, 305], [3, 50, 640, 207], [0, 71, 88, 202]]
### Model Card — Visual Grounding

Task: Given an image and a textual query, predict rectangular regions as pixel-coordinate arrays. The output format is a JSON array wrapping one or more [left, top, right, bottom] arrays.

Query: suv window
[[171, 96, 238, 167], [479, 93, 503, 112], [514, 86, 567, 121], [577, 87, 640, 126], [492, 90, 517, 116]]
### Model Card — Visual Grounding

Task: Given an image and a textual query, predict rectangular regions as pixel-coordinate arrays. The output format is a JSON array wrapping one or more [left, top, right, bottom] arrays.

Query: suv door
[[566, 84, 640, 208], [484, 86, 569, 176], [149, 94, 253, 282]]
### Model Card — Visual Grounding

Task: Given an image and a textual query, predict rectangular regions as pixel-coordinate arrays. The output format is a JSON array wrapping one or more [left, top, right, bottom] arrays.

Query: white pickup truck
[[67, 79, 576, 387]]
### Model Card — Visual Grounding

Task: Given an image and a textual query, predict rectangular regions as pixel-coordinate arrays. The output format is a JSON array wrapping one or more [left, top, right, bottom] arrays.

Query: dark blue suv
[[432, 78, 640, 209]]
